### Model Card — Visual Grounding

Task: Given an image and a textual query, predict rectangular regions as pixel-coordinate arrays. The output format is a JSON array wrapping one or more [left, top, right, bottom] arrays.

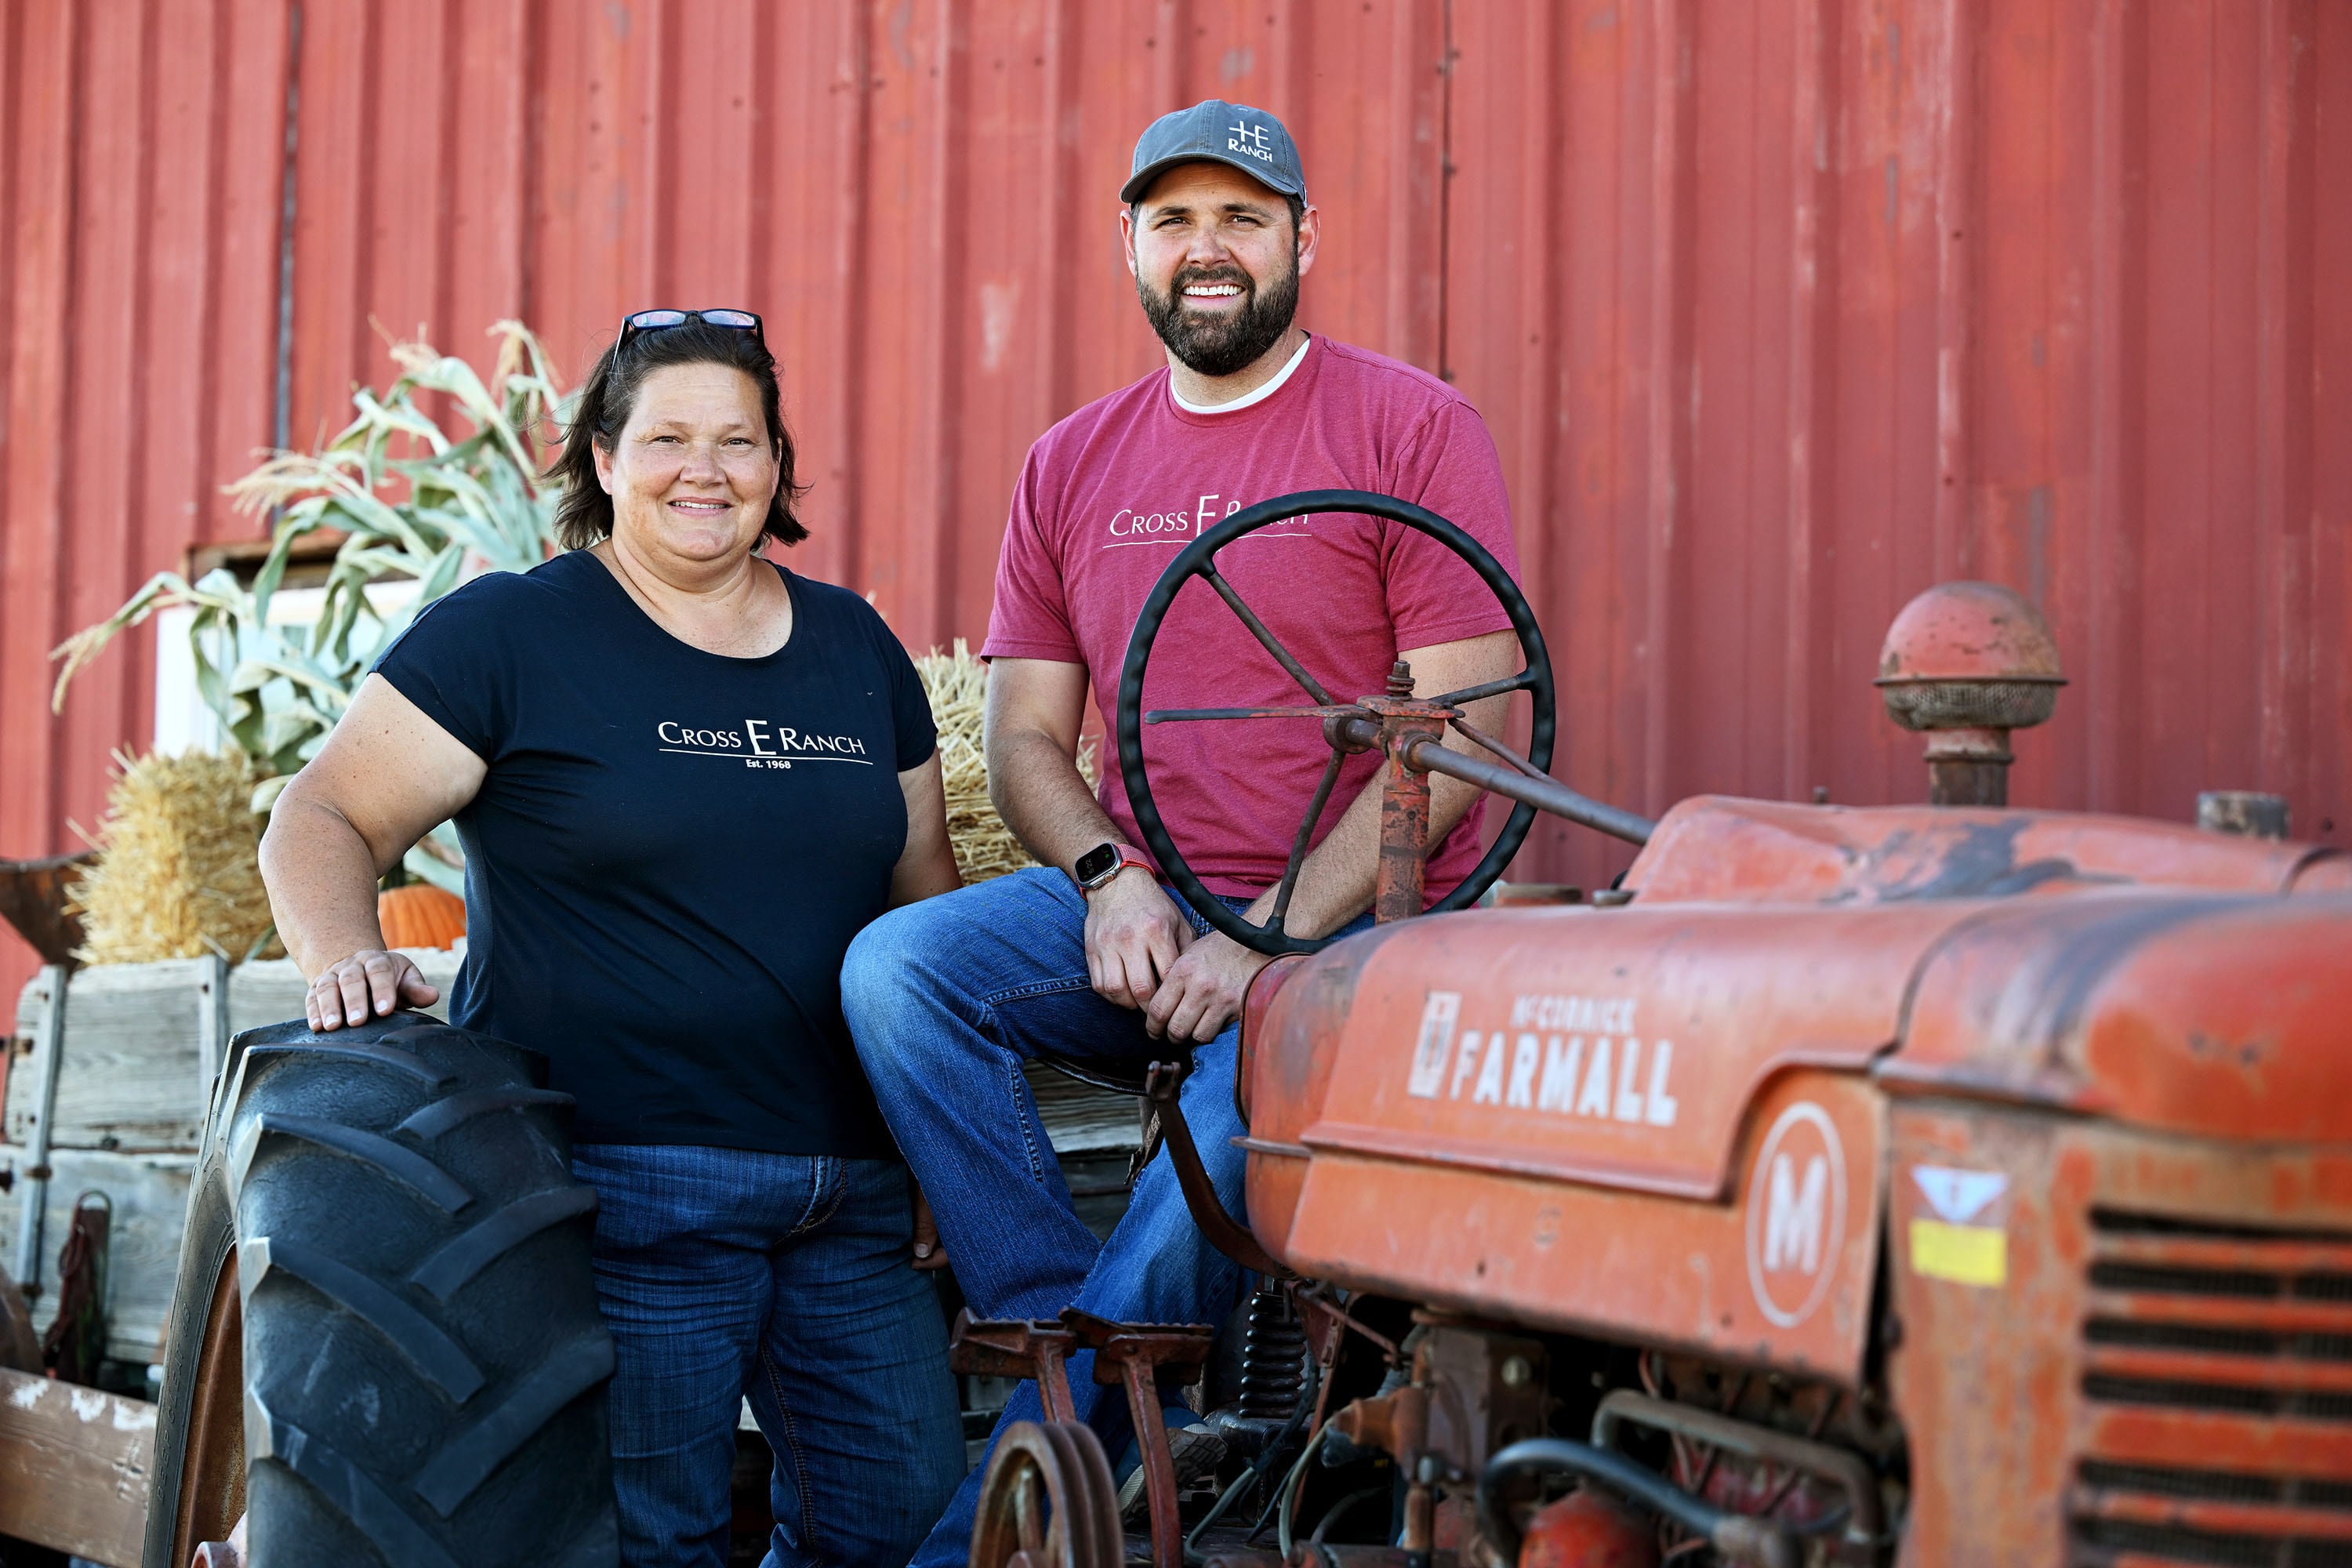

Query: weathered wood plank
[[0, 1149, 193, 1365], [0, 1366, 154, 1566], [1024, 1063, 1142, 1156], [7, 950, 461, 1156], [11, 964, 67, 1294], [8, 958, 220, 1151]]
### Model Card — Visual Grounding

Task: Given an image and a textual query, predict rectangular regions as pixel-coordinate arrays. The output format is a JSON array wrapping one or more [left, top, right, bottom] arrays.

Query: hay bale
[[915, 641, 1095, 884], [69, 750, 281, 965]]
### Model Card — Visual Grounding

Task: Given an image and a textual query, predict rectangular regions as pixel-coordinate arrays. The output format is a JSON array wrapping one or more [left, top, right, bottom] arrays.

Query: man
[[843, 99, 1522, 1563]]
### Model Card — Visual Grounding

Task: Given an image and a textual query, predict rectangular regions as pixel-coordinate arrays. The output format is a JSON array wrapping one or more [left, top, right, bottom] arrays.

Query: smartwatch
[[1073, 842, 1152, 895]]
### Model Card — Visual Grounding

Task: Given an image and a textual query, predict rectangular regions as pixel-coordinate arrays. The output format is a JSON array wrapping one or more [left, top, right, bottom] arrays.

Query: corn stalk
[[51, 321, 568, 895]]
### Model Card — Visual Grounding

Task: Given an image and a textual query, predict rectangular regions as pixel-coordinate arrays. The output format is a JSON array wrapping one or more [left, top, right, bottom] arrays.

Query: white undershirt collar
[[1169, 333, 1312, 416]]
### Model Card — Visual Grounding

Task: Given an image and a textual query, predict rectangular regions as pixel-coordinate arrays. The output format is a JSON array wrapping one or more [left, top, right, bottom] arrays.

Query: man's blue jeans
[[572, 1144, 964, 1568], [844, 868, 1365, 1568]]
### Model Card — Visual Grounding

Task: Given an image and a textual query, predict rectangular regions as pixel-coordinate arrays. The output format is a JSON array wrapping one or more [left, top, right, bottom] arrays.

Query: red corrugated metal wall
[[1450, 0, 2349, 881], [4, 0, 2346, 1010]]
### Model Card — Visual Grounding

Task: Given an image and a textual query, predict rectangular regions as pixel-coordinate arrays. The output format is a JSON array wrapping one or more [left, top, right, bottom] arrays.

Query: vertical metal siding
[[1447, 0, 2348, 887], [2, 0, 2345, 1011]]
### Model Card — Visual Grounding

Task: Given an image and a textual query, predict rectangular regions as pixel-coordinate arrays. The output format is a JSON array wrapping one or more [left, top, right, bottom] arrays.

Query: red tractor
[[960, 492, 2352, 1568]]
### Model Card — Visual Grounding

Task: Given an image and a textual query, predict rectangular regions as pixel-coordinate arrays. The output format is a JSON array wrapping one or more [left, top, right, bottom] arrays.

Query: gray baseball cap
[[1120, 99, 1305, 204]]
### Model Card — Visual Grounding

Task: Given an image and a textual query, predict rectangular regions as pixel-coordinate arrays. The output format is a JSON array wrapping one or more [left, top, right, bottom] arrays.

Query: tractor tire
[[143, 1013, 618, 1568]]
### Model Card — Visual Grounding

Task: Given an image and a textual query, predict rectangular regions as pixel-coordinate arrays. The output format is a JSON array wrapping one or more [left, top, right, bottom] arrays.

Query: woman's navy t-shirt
[[372, 550, 935, 1156]]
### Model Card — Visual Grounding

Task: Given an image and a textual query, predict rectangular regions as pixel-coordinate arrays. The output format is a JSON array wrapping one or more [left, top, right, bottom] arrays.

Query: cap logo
[[1229, 118, 1276, 164]]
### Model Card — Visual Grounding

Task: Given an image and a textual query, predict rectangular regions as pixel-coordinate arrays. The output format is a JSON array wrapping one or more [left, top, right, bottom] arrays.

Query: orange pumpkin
[[377, 883, 466, 950]]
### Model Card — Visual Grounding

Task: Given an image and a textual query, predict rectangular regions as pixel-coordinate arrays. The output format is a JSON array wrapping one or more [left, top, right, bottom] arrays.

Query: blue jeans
[[572, 1144, 964, 1568], [842, 868, 1367, 1568]]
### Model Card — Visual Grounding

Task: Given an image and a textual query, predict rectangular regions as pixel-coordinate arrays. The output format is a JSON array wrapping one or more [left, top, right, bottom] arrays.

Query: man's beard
[[1138, 252, 1300, 379]]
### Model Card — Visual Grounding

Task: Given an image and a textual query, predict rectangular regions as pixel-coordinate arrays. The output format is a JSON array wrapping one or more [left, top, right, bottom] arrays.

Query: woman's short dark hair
[[549, 320, 809, 551]]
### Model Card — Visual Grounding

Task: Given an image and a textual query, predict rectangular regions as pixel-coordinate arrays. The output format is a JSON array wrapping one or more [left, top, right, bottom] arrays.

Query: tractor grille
[[2070, 1209, 2352, 1566]]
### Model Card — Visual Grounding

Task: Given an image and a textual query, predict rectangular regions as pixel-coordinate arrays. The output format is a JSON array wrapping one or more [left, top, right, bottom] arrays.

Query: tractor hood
[[1613, 797, 2352, 1142], [1242, 818, 2343, 1382], [1245, 802, 2352, 1211], [1239, 800, 2352, 1379], [1877, 890, 2352, 1143], [1252, 899, 1982, 1204], [1246, 889, 2352, 1232], [1241, 899, 1969, 1380], [1627, 795, 2343, 903]]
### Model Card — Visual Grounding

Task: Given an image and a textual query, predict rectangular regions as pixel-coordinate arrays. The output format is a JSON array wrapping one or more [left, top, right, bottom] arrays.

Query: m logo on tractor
[[1744, 1101, 1848, 1329], [1764, 1149, 1828, 1274]]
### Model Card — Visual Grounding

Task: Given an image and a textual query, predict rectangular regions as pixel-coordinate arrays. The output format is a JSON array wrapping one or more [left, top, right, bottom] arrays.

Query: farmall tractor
[[956, 491, 2352, 1568]]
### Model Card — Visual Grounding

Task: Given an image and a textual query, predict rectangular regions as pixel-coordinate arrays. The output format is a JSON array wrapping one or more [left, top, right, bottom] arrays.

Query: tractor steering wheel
[[1116, 488, 1556, 957]]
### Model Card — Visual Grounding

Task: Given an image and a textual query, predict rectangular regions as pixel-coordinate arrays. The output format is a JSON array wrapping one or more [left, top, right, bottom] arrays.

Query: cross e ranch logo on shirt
[[656, 720, 874, 770], [1103, 493, 1313, 548], [1105, 493, 1244, 546]]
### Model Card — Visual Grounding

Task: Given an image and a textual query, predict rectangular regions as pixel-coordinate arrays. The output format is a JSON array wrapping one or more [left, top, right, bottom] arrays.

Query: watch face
[[1075, 843, 1119, 884]]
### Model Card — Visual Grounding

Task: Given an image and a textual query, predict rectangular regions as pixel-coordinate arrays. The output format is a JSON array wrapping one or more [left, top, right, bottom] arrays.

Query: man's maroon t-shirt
[[981, 335, 1523, 900]]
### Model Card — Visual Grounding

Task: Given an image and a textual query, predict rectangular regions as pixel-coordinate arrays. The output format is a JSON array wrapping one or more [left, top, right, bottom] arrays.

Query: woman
[[259, 309, 965, 1568]]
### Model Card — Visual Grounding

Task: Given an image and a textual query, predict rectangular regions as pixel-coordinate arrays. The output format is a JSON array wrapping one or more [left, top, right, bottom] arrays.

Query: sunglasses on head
[[616, 307, 764, 354]]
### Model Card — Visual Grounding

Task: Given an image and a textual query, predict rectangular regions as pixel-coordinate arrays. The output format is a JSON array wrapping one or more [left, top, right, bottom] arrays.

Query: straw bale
[[916, 641, 1096, 884], [69, 750, 281, 966]]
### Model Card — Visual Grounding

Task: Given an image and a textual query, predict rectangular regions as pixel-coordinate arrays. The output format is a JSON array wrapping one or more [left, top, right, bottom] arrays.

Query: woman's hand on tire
[[307, 949, 441, 1030]]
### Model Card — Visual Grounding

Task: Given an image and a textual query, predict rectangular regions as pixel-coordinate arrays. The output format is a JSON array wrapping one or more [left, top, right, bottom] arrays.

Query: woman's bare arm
[[889, 753, 963, 908], [260, 673, 488, 1030]]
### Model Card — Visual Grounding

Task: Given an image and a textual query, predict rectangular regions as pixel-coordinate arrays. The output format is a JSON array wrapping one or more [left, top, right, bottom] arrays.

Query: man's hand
[[1083, 867, 1193, 1011], [1144, 929, 1272, 1044], [305, 949, 441, 1032], [985, 660, 1198, 1014]]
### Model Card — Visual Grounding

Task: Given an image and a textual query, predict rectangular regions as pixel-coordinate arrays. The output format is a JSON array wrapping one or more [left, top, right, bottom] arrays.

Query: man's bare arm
[[984, 658, 1121, 871], [984, 657, 1193, 1010]]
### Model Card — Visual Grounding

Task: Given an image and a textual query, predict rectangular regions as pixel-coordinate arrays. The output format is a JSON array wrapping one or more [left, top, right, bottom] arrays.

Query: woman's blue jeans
[[572, 1144, 964, 1568], [842, 867, 1370, 1568]]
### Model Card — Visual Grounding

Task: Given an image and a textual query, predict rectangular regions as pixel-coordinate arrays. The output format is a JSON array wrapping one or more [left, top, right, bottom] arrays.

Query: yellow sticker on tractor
[[1909, 1218, 2007, 1287]]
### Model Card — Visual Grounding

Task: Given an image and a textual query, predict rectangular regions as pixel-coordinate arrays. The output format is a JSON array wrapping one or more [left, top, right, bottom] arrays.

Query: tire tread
[[147, 1012, 615, 1568], [239, 1037, 450, 1085], [408, 1186, 599, 1301], [409, 1334, 617, 1516], [396, 1085, 572, 1143], [238, 1236, 485, 1403], [231, 1112, 475, 1214], [247, 1395, 466, 1568]]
